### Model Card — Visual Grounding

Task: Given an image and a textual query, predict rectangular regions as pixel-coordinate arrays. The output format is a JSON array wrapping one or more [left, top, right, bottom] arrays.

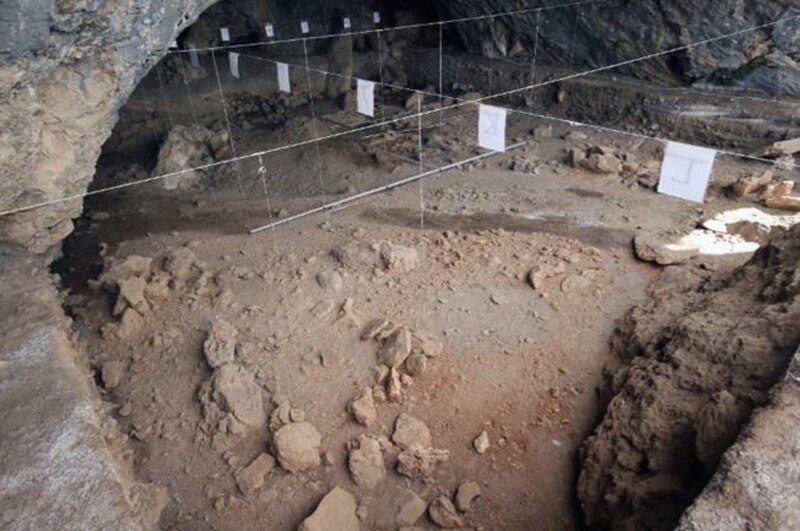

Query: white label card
[[265, 24, 274, 37], [357, 79, 376, 117], [373, 12, 381, 24], [657, 141, 717, 203], [220, 27, 230, 42], [169, 39, 178, 49], [343, 17, 351, 29], [300, 21, 310, 34], [478, 104, 507, 152], [188, 46, 200, 68], [229, 52, 240, 79], [277, 62, 291, 93]]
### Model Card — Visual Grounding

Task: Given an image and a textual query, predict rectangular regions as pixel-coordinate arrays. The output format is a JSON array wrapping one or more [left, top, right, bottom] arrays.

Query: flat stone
[[348, 436, 385, 488], [392, 413, 432, 450], [378, 328, 412, 368], [374, 486, 427, 528], [473, 430, 490, 454], [213, 364, 265, 428], [298, 487, 359, 531], [349, 388, 377, 427]]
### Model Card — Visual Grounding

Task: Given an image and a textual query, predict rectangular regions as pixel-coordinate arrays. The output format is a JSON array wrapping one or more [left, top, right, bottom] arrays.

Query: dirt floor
[[50, 54, 800, 530]]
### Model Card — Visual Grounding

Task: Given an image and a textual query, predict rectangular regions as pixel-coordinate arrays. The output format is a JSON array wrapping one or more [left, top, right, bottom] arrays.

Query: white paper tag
[[265, 24, 274, 38], [277, 62, 291, 93], [343, 17, 351, 29], [357, 79, 376, 117], [300, 21, 310, 34], [478, 104, 507, 152], [168, 39, 178, 49], [657, 141, 717, 203], [229, 52, 240, 79], [373, 12, 381, 24], [220, 27, 230, 42], [188, 46, 200, 68]]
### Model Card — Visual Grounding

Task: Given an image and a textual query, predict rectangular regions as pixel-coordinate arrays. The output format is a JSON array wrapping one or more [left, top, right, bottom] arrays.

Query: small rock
[[350, 388, 377, 427], [298, 487, 359, 531], [392, 413, 432, 450], [410, 331, 443, 357], [473, 430, 490, 454], [274, 422, 321, 472], [115, 276, 149, 316], [236, 453, 275, 496], [316, 270, 343, 291], [633, 235, 698, 266], [404, 354, 427, 377], [455, 481, 481, 512], [361, 318, 392, 340], [764, 195, 800, 211], [387, 368, 403, 403], [428, 496, 464, 528], [381, 243, 419, 272], [760, 180, 795, 201], [213, 364, 265, 428], [348, 436, 386, 488], [116, 308, 145, 341], [101, 361, 125, 390], [731, 170, 773, 197], [164, 247, 197, 281], [374, 486, 427, 528], [396, 444, 449, 480], [378, 328, 412, 368], [204, 319, 238, 369]]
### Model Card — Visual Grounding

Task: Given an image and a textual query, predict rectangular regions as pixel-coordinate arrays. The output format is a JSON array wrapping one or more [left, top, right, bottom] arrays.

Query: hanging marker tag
[[300, 21, 310, 34], [478, 104, 507, 152], [188, 46, 200, 68], [343, 17, 351, 29], [229, 52, 240, 79], [220, 27, 230, 42], [657, 141, 717, 203], [357, 79, 376, 117], [168, 39, 178, 49], [373, 12, 381, 24], [265, 23, 274, 38], [277, 62, 291, 93]]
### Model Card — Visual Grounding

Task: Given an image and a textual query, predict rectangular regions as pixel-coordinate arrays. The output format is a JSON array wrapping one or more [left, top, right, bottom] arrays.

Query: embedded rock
[[298, 487, 359, 531], [203, 319, 238, 369], [378, 328, 412, 368], [236, 453, 275, 496], [392, 413, 432, 450], [212, 364, 265, 428], [274, 422, 322, 472], [348, 436, 386, 488]]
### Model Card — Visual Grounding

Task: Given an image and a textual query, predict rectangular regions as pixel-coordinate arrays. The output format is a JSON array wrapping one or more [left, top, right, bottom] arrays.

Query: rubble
[[235, 453, 275, 496], [349, 387, 377, 427], [428, 496, 464, 528], [298, 487, 359, 531], [203, 319, 238, 369], [473, 430, 490, 454], [392, 413, 432, 450], [273, 421, 322, 472], [396, 444, 450, 480], [455, 481, 482, 512], [348, 435, 386, 488], [567, 146, 624, 175]]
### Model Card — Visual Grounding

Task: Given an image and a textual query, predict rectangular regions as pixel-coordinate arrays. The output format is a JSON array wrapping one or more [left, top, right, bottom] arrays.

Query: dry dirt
[[51, 68, 800, 530]]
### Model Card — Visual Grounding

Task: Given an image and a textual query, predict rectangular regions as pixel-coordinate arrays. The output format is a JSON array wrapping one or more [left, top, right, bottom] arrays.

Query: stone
[[760, 180, 795, 201], [164, 247, 197, 281], [99, 255, 153, 287], [633, 235, 699, 266], [269, 401, 292, 432], [731, 170, 773, 197], [298, 487, 359, 531], [380, 243, 419, 272], [387, 368, 403, 404], [761, 137, 800, 156], [410, 330, 443, 357], [582, 152, 623, 174], [348, 436, 385, 488], [428, 496, 464, 528], [316, 270, 343, 291], [404, 354, 427, 377], [378, 328, 412, 368], [764, 195, 800, 211], [455, 481, 481, 512], [274, 422, 321, 472], [101, 361, 125, 390], [473, 430, 490, 454], [116, 308, 145, 342], [204, 319, 238, 369], [349, 388, 377, 427], [374, 486, 427, 528], [236, 453, 275, 496], [213, 364, 265, 428], [392, 413, 432, 450], [360, 318, 392, 341], [114, 276, 149, 316], [396, 444, 449, 480]]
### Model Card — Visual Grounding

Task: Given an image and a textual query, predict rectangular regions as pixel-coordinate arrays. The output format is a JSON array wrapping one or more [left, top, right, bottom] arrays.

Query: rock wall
[[577, 224, 800, 530], [0, 0, 219, 254]]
